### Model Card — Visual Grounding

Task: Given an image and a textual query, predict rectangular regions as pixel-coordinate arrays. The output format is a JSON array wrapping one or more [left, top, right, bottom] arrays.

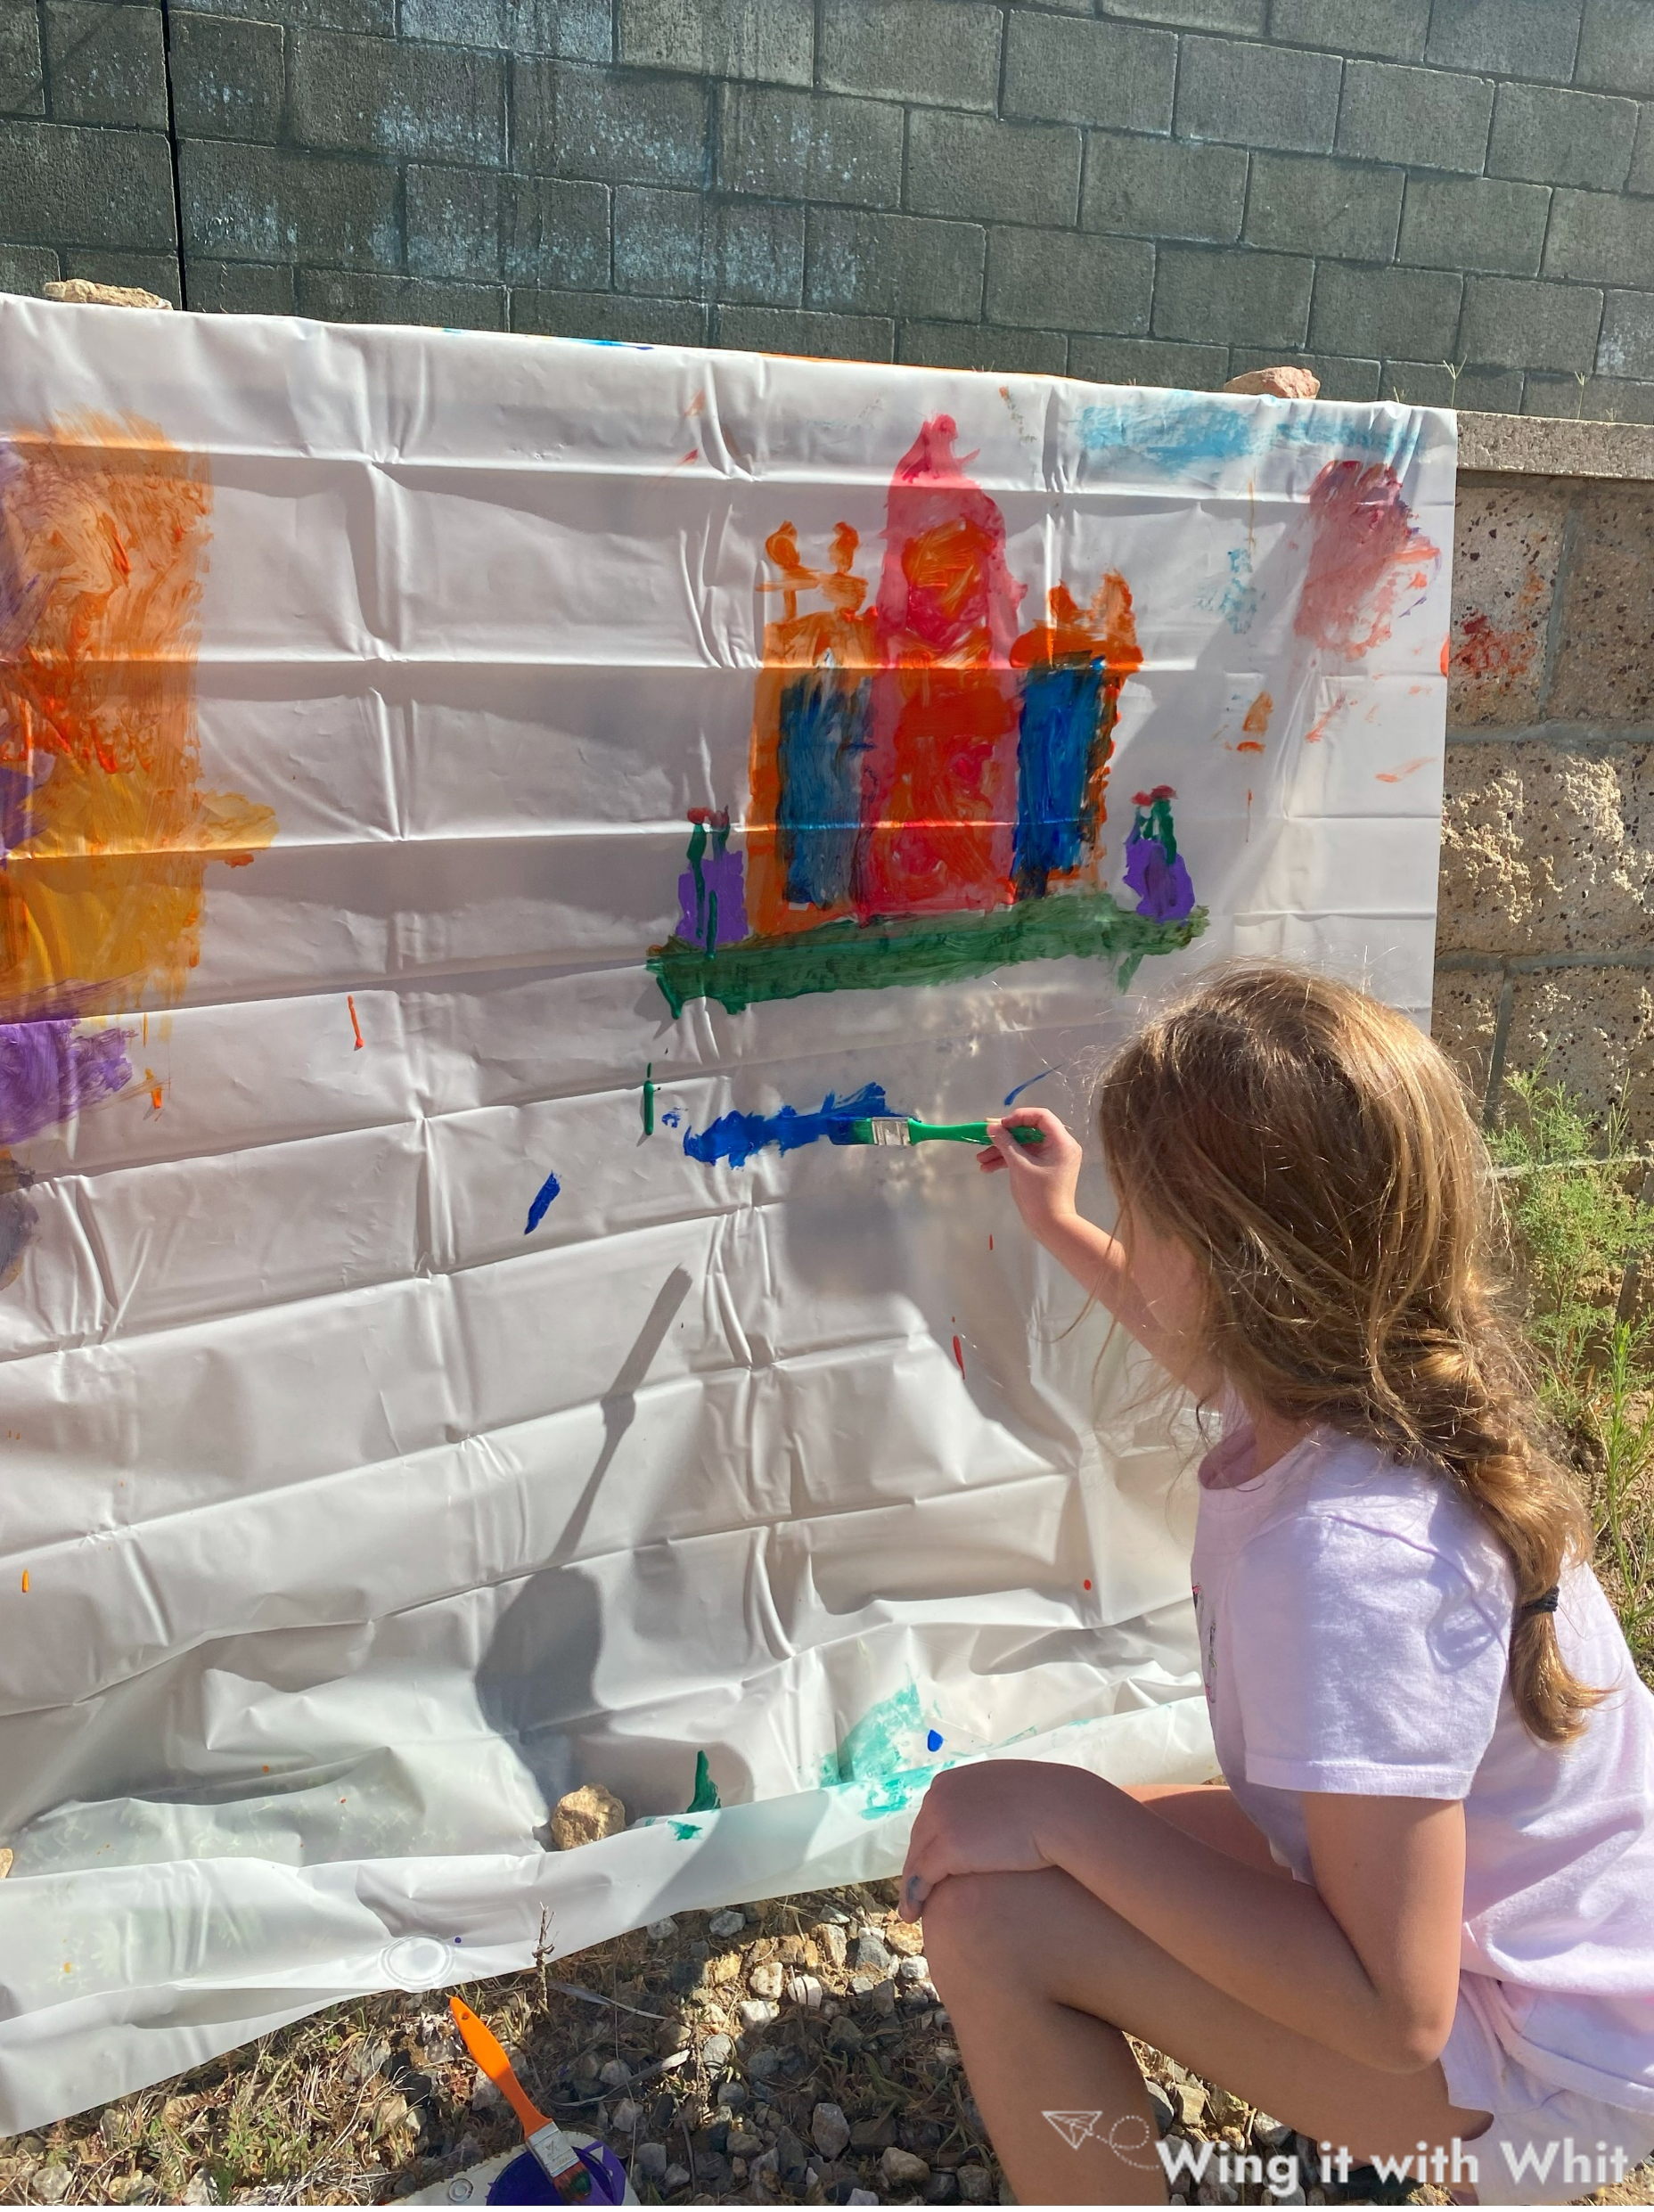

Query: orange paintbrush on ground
[[448, 1997, 629, 2204]]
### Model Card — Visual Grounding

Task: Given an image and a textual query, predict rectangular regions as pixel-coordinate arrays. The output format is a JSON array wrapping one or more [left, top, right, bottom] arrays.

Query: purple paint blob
[[676, 845, 748, 950], [684, 1081, 906, 1169], [0, 1018, 133, 1145], [1123, 832, 1195, 923]]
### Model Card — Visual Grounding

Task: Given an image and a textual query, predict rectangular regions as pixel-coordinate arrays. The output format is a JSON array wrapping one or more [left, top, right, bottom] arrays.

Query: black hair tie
[[1522, 1585, 1560, 1616]]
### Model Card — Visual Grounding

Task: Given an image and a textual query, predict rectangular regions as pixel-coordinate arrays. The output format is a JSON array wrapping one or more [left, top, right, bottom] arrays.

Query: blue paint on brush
[[776, 670, 872, 907], [1003, 1066, 1058, 1107], [524, 1170, 561, 1233], [1012, 663, 1105, 897], [684, 1081, 905, 1169]]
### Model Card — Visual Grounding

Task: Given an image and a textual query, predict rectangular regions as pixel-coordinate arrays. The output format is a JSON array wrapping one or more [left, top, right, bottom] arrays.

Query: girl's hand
[[898, 1760, 1093, 1920], [978, 1106, 1083, 1248]]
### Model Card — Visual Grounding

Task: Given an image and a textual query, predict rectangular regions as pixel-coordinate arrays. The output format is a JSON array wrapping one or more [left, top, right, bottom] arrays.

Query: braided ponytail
[[1097, 962, 1603, 1744]]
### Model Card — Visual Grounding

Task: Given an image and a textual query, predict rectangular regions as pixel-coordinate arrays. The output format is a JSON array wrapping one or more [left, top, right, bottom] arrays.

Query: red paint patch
[[1296, 461, 1438, 660], [988, 1233, 994, 1250], [348, 993, 364, 1050], [952, 1333, 965, 1374], [1083, 1578, 1092, 1592], [1235, 738, 1265, 754], [1452, 609, 1535, 679]]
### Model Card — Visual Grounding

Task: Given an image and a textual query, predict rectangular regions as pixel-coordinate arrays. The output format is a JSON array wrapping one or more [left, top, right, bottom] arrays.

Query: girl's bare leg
[[922, 1857, 1493, 2208]]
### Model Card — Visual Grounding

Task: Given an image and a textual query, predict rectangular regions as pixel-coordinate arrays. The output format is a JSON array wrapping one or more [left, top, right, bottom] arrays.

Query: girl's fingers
[[977, 1147, 1004, 1173]]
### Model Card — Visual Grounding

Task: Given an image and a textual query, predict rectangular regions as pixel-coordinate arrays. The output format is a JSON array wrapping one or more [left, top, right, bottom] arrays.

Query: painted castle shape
[[651, 415, 1204, 1017]]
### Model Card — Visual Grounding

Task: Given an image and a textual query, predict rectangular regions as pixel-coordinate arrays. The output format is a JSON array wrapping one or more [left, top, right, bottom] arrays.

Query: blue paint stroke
[[926, 1729, 944, 1752], [776, 670, 872, 908], [684, 1081, 907, 1169], [1011, 664, 1105, 897], [1075, 393, 1420, 479], [1197, 545, 1258, 635], [523, 1170, 561, 1233], [1003, 1066, 1058, 1107]]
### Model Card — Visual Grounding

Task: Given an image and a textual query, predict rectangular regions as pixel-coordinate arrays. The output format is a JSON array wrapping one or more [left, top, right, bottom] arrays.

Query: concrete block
[[1598, 291, 1654, 380], [985, 226, 1152, 333], [512, 284, 706, 342], [1461, 275, 1601, 372], [407, 164, 501, 281], [182, 0, 392, 27], [823, 0, 1001, 111], [502, 174, 610, 289], [291, 29, 504, 162], [1397, 176, 1550, 276], [1307, 265, 1462, 359], [1445, 478, 1569, 727], [1152, 244, 1313, 347], [1003, 14, 1176, 134], [61, 247, 181, 303], [619, 0, 811, 86], [0, 244, 61, 292], [181, 139, 398, 267], [1175, 35, 1340, 153], [404, 0, 610, 53], [1244, 152, 1404, 261], [1503, 967, 1654, 1145], [0, 118, 176, 249], [906, 111, 1080, 226], [1549, 481, 1654, 720], [614, 187, 801, 303], [1575, 376, 1654, 425], [519, 61, 709, 188], [44, 3, 168, 128], [1100, 0, 1263, 27], [188, 258, 297, 314], [1632, 107, 1654, 197], [1543, 190, 1654, 290], [172, 12, 284, 143], [1424, 0, 1581, 83], [1520, 373, 1593, 416], [0, 9, 45, 117], [716, 305, 893, 361], [804, 208, 984, 321], [1336, 61, 1493, 174], [296, 269, 508, 327], [1381, 359, 1523, 409], [1487, 84, 1636, 191], [1083, 133, 1246, 244], [1429, 966, 1503, 1111], [1068, 333, 1229, 388], [716, 84, 900, 207], [1576, 0, 1654, 97], [1265, 0, 1428, 61], [898, 320, 1069, 374], [1227, 345, 1380, 398], [405, 0, 610, 55]]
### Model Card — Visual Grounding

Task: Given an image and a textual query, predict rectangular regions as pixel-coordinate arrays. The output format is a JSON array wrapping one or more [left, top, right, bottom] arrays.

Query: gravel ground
[[0, 1880, 1647, 2206]]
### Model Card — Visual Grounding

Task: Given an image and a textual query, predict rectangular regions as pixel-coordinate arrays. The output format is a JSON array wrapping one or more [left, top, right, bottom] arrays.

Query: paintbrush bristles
[[861, 1118, 914, 1144]]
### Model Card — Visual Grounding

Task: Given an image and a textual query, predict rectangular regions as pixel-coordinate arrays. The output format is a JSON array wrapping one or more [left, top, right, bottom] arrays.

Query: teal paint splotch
[[685, 1749, 721, 1813], [1075, 394, 1419, 479], [819, 1684, 943, 1819]]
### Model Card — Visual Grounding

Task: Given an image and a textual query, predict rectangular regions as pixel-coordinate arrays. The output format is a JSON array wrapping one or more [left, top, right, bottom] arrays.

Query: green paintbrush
[[848, 1117, 1044, 1147]]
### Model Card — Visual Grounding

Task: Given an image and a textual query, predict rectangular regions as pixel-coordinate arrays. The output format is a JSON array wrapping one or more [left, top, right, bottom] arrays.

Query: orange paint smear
[[1295, 461, 1439, 663], [0, 413, 277, 1019], [1241, 689, 1273, 736], [1375, 756, 1432, 782], [20, 1570, 29, 1593], [348, 992, 364, 1049], [1235, 739, 1265, 754], [1305, 694, 1349, 744]]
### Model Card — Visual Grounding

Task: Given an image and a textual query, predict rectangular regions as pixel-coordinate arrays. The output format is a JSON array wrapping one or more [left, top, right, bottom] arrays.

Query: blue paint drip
[[684, 1081, 905, 1169], [776, 670, 872, 908], [926, 1729, 944, 1752], [1003, 1066, 1058, 1107], [1011, 663, 1106, 897], [523, 1170, 561, 1233], [1076, 393, 1417, 478]]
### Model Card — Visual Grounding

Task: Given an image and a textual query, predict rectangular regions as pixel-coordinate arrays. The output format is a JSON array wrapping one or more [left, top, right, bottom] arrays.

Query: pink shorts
[[1438, 1974, 1654, 2207]]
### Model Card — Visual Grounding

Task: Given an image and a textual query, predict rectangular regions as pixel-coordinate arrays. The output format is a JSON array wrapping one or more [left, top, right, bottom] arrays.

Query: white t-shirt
[[1191, 1410, 1654, 2115]]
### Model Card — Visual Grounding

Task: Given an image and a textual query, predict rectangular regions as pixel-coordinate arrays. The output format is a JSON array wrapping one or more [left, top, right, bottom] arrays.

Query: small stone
[[854, 1932, 894, 1973], [549, 1782, 626, 1850], [865, 1978, 897, 2017], [749, 1959, 783, 2000], [471, 2074, 504, 2114], [45, 278, 173, 310], [716, 2083, 749, 2111], [109, 2180, 159, 2206], [814, 1921, 848, 1969], [634, 2142, 668, 2180], [896, 1954, 929, 1982], [847, 2193, 879, 2207], [726, 2128, 763, 2159], [956, 2170, 994, 2206], [749, 2146, 780, 2178], [372, 2093, 410, 2141], [1223, 365, 1318, 399], [1306, 2191, 1326, 2206], [775, 2126, 807, 2179], [611, 2097, 642, 2134], [662, 2162, 691, 2192], [1174, 2079, 1208, 2129], [701, 2032, 733, 2070], [1146, 2081, 1175, 2136], [1252, 2113, 1293, 2151], [787, 1972, 823, 2009], [1269, 2190, 1306, 2207], [882, 2145, 930, 2187], [598, 2058, 632, 2091], [747, 2046, 783, 2080], [826, 2015, 864, 2054], [708, 1908, 746, 1938], [738, 1997, 778, 2028], [1207, 2086, 1248, 2128], [812, 2103, 851, 2160], [922, 2176, 958, 2205], [182, 2178, 214, 2206], [646, 1916, 678, 1940]]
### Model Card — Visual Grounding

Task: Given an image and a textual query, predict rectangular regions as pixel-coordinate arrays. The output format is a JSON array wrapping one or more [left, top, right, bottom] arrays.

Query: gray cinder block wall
[[7, 0, 1654, 416]]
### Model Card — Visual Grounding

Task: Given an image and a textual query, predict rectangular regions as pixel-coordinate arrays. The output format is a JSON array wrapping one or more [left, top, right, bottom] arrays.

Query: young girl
[[901, 963, 1654, 2207]]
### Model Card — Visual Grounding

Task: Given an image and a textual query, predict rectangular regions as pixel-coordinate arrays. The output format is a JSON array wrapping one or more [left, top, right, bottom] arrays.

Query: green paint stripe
[[648, 894, 1208, 1019]]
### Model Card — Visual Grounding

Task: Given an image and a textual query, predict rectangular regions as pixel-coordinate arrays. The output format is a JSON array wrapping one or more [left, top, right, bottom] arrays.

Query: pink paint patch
[[1296, 461, 1438, 661]]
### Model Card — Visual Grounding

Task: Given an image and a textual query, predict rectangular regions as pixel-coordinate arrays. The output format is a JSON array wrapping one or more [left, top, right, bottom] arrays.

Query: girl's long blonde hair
[[1096, 961, 1601, 1745]]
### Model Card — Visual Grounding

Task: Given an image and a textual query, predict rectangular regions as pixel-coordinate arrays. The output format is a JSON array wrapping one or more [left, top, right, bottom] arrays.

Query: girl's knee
[[920, 1866, 1072, 1974]]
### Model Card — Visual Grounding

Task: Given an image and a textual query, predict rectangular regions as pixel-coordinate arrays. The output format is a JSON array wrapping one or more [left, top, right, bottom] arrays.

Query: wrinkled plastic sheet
[[0, 300, 1455, 2129]]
